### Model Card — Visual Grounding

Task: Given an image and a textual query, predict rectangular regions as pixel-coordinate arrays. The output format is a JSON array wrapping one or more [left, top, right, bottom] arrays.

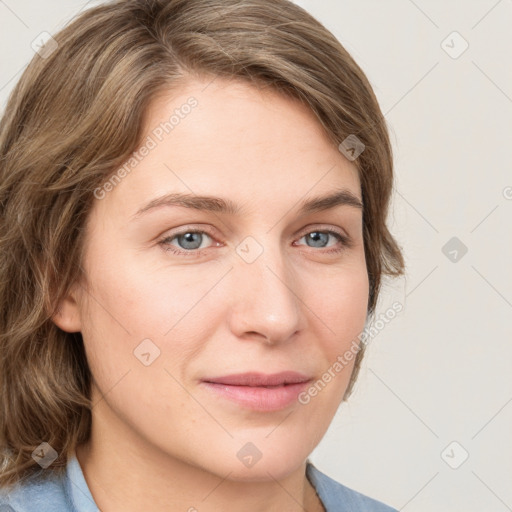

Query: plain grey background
[[1, 1, 511, 510]]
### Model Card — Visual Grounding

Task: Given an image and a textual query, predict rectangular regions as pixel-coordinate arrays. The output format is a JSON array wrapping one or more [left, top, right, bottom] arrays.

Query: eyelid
[[159, 224, 217, 240], [295, 223, 350, 240]]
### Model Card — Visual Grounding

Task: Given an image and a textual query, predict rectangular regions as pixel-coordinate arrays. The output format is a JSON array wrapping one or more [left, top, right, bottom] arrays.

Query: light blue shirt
[[0, 453, 398, 511]]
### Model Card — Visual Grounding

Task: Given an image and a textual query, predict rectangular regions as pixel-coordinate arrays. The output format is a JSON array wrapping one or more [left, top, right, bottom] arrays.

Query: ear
[[51, 283, 82, 333]]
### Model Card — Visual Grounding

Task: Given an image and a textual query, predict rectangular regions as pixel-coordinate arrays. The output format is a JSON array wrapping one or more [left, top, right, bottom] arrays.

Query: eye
[[294, 229, 351, 254], [158, 226, 352, 257], [159, 229, 219, 256]]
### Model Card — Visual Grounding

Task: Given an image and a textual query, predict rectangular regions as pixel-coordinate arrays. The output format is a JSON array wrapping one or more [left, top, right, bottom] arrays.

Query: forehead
[[95, 76, 361, 220]]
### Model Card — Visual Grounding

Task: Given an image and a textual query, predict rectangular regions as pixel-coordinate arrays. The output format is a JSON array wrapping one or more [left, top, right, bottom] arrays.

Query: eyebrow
[[132, 188, 363, 219]]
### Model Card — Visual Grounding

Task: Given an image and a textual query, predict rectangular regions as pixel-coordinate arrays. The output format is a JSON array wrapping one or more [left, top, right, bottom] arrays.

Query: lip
[[201, 371, 312, 412]]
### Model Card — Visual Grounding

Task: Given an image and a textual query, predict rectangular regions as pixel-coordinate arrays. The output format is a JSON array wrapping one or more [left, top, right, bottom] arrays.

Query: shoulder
[[0, 468, 72, 512], [307, 462, 398, 512]]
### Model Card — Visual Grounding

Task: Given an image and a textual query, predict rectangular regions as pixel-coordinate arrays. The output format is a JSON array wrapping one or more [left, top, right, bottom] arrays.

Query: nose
[[227, 241, 306, 345]]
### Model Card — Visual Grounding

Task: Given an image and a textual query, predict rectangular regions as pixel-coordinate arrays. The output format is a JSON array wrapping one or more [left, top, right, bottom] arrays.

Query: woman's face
[[58, 77, 369, 480]]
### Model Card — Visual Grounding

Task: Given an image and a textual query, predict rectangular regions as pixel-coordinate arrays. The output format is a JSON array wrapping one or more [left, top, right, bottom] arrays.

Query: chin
[[221, 456, 308, 483]]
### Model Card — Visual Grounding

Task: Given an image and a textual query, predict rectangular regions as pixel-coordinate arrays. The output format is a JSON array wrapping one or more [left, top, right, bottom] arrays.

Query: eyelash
[[158, 226, 352, 257]]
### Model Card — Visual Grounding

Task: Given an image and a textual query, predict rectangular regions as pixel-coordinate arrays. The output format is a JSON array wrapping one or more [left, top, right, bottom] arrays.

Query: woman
[[0, 0, 405, 510]]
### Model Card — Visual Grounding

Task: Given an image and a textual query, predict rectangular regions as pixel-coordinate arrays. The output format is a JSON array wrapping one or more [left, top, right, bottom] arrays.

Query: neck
[[76, 400, 325, 512]]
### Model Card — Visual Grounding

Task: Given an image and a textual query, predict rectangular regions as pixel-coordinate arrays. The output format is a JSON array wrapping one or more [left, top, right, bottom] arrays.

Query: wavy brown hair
[[0, 0, 404, 488]]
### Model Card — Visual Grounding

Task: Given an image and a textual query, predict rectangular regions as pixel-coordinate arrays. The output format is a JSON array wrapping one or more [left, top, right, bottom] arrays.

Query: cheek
[[78, 252, 230, 382], [312, 261, 369, 347], [292, 265, 369, 449]]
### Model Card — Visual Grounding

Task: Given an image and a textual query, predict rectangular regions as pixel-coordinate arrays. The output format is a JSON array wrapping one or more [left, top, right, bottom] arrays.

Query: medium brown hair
[[0, 0, 404, 487]]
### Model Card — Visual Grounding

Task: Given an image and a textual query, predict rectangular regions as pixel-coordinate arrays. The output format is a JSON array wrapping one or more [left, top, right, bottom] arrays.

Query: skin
[[53, 76, 369, 512]]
